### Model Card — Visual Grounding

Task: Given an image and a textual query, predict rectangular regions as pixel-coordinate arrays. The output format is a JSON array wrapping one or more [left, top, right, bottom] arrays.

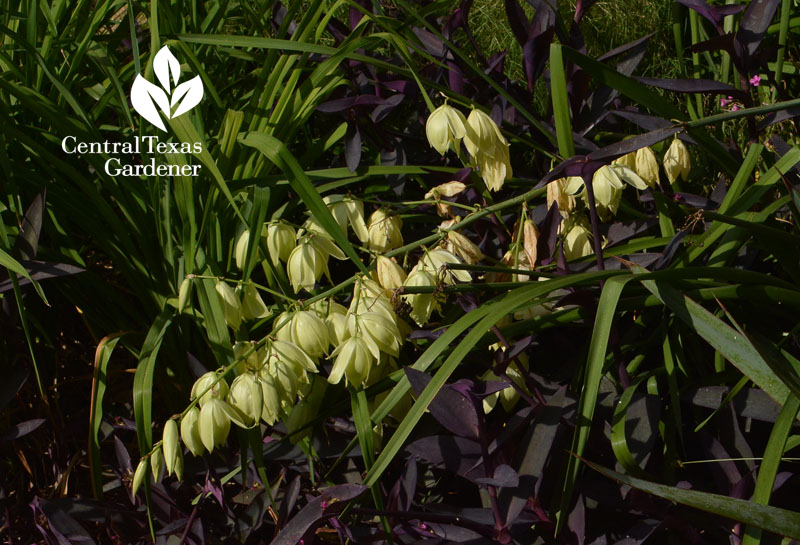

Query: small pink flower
[[720, 96, 732, 107], [750, 75, 761, 87], [731, 104, 739, 111]]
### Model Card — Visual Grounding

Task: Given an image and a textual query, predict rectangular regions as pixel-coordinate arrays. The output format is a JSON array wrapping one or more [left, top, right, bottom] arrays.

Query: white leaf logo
[[131, 46, 204, 131]]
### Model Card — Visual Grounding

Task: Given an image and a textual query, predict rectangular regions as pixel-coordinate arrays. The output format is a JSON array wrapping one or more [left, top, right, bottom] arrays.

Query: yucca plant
[[3, 0, 800, 543]]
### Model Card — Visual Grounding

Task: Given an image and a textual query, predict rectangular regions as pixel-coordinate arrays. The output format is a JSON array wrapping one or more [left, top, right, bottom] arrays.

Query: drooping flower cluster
[[425, 103, 512, 192]]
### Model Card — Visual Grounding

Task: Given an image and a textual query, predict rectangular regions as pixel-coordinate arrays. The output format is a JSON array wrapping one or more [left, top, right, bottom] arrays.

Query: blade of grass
[[741, 392, 800, 545], [585, 460, 800, 539]]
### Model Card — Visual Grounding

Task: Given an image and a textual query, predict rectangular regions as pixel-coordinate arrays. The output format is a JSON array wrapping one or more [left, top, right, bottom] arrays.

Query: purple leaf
[[653, 230, 689, 270], [405, 368, 480, 439], [475, 464, 519, 488], [114, 435, 132, 474], [504, 0, 531, 46], [672, 192, 719, 209], [317, 95, 386, 113], [537, 201, 562, 264], [406, 435, 485, 481], [587, 126, 681, 162], [0, 261, 85, 293], [0, 418, 45, 441], [636, 77, 746, 98], [271, 484, 367, 545], [736, 0, 780, 55], [345, 123, 361, 173], [676, 0, 745, 33], [499, 387, 567, 525], [277, 476, 301, 527], [371, 94, 405, 124], [17, 189, 45, 260]]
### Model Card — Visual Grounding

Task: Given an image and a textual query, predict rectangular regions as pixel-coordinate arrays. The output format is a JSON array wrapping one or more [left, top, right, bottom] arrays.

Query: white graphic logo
[[131, 46, 204, 131]]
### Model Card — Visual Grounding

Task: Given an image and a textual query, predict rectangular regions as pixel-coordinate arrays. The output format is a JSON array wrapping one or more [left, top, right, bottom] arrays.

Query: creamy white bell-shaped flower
[[613, 151, 637, 170], [228, 373, 263, 427], [198, 398, 232, 452], [323, 194, 369, 242], [445, 230, 484, 265], [421, 247, 472, 284], [328, 335, 378, 386], [349, 277, 396, 322], [287, 238, 325, 292], [215, 281, 242, 330], [402, 268, 439, 325], [464, 109, 512, 192], [663, 137, 691, 184], [191, 371, 229, 407], [264, 221, 296, 263], [547, 178, 577, 217], [375, 256, 406, 291], [275, 310, 329, 360], [367, 209, 403, 252], [634, 146, 659, 188], [426, 103, 468, 155], [349, 311, 402, 357], [563, 221, 593, 261], [240, 284, 270, 321], [180, 406, 204, 456]]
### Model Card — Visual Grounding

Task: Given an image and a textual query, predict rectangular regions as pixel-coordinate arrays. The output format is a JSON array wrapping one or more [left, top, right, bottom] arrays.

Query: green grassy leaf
[[586, 460, 800, 539], [238, 132, 368, 274]]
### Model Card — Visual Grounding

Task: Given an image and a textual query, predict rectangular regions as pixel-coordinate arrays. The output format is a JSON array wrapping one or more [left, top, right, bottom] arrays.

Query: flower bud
[[234, 229, 250, 270], [563, 221, 593, 261], [260, 371, 281, 425], [367, 209, 403, 252], [215, 281, 242, 330], [328, 335, 377, 386], [191, 371, 230, 407], [634, 146, 659, 188], [228, 374, 263, 427], [181, 406, 204, 456], [375, 256, 406, 291], [264, 221, 296, 263], [198, 398, 232, 452], [287, 239, 324, 292], [177, 277, 192, 314], [663, 137, 691, 184], [132, 459, 148, 496], [241, 283, 269, 321], [426, 103, 468, 155], [150, 446, 164, 481], [162, 419, 180, 477], [173, 450, 184, 481]]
